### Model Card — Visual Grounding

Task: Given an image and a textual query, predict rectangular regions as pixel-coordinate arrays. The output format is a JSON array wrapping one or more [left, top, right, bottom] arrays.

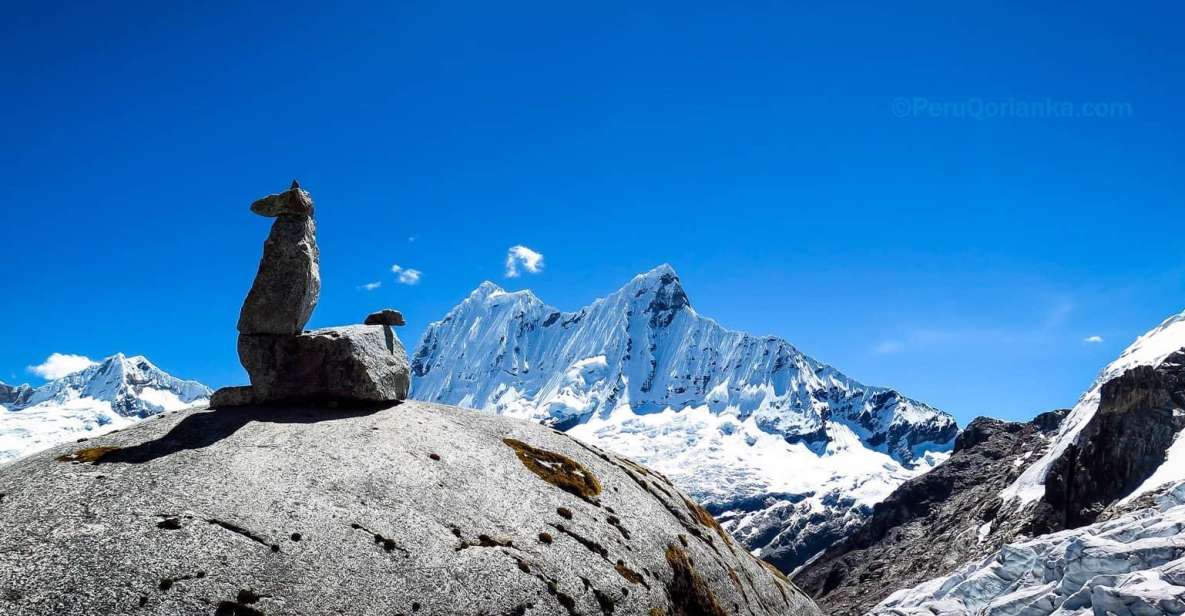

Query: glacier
[[411, 264, 957, 569], [0, 353, 211, 462], [873, 481, 1185, 616]]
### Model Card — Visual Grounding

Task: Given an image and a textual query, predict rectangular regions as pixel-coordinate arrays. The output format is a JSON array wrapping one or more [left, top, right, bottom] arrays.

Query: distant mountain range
[[9, 266, 1185, 614], [0, 354, 210, 462], [410, 265, 958, 570]]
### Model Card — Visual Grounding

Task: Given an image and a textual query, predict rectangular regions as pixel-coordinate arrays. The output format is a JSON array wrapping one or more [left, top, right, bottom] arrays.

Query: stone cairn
[[210, 181, 411, 407]]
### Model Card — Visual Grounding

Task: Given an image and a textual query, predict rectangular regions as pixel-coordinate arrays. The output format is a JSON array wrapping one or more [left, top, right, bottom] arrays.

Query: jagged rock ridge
[[1029, 350, 1185, 534], [411, 265, 957, 570]]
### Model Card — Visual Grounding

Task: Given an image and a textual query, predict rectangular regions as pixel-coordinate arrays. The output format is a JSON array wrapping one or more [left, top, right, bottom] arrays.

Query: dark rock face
[[238, 325, 410, 403], [0, 381, 33, 409], [793, 412, 1066, 615], [725, 492, 870, 574], [1028, 351, 1185, 534], [237, 213, 320, 335], [644, 270, 691, 328], [364, 309, 406, 327], [0, 401, 822, 616]]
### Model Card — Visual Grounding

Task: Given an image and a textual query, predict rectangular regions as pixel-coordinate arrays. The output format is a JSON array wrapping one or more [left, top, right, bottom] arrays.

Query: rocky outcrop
[[237, 182, 320, 336], [797, 347, 1185, 614], [217, 182, 410, 406], [1028, 350, 1185, 534], [238, 325, 411, 404], [793, 411, 1066, 615], [208, 385, 255, 408], [0, 400, 823, 615]]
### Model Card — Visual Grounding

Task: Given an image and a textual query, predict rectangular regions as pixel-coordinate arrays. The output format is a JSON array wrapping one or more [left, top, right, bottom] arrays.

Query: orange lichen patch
[[682, 496, 730, 545], [664, 544, 728, 616], [615, 560, 648, 588], [55, 447, 121, 464], [503, 438, 601, 501], [650, 609, 666, 616]]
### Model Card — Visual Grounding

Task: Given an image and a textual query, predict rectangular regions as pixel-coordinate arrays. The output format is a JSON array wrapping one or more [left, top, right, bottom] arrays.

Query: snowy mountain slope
[[1003, 309, 1185, 506], [872, 481, 1185, 616], [411, 265, 957, 569], [0, 354, 211, 462]]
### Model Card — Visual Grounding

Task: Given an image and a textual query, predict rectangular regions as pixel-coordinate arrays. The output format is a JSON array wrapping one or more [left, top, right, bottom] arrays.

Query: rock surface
[[208, 386, 256, 408], [793, 411, 1065, 615], [248, 182, 314, 218], [1029, 351, 1185, 534], [364, 309, 406, 327], [237, 185, 320, 335], [0, 401, 822, 616], [238, 325, 410, 404]]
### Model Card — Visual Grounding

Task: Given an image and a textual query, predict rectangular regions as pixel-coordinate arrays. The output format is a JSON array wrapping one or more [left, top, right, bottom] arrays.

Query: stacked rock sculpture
[[211, 181, 411, 407]]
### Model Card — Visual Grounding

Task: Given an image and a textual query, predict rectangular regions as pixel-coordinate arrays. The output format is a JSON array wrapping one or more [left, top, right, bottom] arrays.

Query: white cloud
[[1084, 335, 1104, 343], [358, 281, 382, 291], [27, 353, 98, 380], [391, 264, 422, 285], [505, 245, 544, 278], [873, 340, 905, 354]]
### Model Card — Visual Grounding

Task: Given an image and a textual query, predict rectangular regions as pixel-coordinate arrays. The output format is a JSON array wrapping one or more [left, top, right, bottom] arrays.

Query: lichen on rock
[[0, 402, 822, 615]]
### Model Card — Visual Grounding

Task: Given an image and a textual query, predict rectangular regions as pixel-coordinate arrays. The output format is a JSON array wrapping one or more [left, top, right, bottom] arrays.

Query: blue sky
[[2, 2, 1183, 425]]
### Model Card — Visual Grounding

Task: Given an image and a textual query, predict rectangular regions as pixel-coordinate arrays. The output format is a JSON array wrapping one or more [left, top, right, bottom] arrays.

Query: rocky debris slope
[[0, 354, 210, 462], [216, 181, 410, 406], [0, 401, 823, 616], [872, 481, 1185, 615], [411, 265, 957, 571], [793, 410, 1066, 615]]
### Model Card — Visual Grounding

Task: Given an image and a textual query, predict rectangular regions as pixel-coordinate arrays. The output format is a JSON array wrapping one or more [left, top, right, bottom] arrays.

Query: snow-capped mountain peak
[[1, 353, 211, 462], [411, 265, 957, 569], [18, 353, 211, 418]]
